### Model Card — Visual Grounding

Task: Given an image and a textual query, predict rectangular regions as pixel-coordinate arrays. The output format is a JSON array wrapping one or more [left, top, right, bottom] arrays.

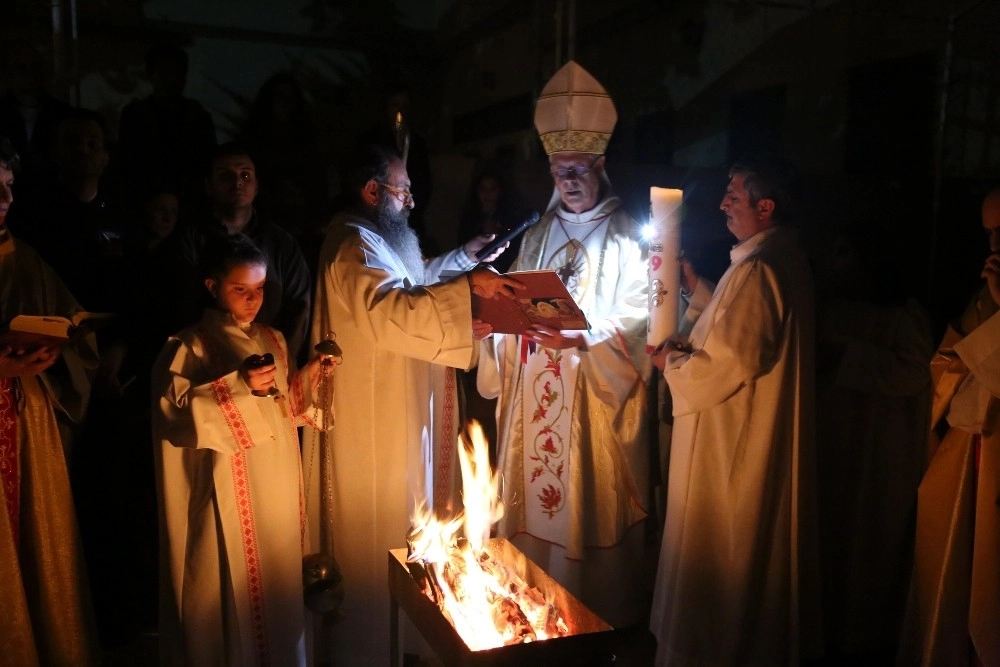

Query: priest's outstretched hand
[[463, 233, 510, 265]]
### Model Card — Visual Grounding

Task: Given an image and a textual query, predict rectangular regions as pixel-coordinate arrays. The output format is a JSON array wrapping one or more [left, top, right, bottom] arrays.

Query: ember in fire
[[406, 421, 570, 650]]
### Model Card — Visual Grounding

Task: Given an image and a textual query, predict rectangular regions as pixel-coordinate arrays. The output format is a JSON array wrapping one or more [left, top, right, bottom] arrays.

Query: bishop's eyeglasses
[[549, 155, 601, 180], [379, 182, 414, 206]]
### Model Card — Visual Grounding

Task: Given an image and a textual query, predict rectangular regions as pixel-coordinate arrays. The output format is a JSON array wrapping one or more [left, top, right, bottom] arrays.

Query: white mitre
[[534, 60, 617, 156]]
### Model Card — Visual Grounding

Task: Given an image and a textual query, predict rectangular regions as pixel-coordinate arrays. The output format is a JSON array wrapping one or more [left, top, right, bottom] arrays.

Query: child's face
[[205, 262, 267, 324]]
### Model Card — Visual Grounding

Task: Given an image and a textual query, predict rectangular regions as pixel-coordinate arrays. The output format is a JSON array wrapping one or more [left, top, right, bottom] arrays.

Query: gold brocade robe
[[478, 196, 650, 627], [0, 238, 99, 667], [899, 285, 1000, 667]]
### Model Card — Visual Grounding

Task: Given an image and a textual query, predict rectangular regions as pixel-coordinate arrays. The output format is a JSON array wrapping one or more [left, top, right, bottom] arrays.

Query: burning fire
[[406, 421, 570, 650]]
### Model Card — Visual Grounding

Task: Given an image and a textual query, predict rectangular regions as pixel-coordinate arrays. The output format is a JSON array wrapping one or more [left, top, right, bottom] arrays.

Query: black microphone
[[474, 211, 541, 261]]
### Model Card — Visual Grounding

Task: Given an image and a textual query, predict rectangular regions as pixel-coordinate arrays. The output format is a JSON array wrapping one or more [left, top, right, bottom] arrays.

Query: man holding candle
[[477, 61, 651, 628], [648, 156, 821, 665]]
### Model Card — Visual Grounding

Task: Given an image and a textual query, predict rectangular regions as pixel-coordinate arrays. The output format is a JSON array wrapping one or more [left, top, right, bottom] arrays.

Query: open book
[[473, 270, 589, 335], [0, 311, 114, 351]]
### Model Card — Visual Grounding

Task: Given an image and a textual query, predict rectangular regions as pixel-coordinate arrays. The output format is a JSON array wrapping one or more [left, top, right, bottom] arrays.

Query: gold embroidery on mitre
[[534, 61, 617, 156], [540, 131, 611, 156]]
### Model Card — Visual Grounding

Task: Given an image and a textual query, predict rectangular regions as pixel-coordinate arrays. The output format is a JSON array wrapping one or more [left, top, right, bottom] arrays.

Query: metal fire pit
[[388, 537, 629, 666]]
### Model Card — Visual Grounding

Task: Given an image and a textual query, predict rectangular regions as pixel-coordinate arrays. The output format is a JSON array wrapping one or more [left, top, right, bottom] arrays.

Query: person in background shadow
[[90, 184, 187, 642], [0, 39, 73, 197], [898, 186, 1000, 667], [238, 70, 331, 278], [456, 166, 528, 275], [813, 220, 933, 662], [7, 109, 125, 317], [118, 43, 216, 214], [173, 142, 312, 364], [455, 165, 530, 456]]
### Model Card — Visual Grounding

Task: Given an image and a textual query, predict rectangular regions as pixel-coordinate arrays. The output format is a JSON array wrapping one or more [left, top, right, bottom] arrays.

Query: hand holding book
[[0, 344, 60, 378], [0, 311, 115, 352], [522, 323, 586, 350]]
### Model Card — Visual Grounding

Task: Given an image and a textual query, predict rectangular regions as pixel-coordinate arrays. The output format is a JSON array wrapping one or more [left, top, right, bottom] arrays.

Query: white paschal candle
[[647, 187, 683, 351]]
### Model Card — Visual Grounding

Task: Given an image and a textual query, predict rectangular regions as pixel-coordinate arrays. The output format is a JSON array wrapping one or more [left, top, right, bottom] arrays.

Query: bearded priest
[[305, 144, 521, 665]]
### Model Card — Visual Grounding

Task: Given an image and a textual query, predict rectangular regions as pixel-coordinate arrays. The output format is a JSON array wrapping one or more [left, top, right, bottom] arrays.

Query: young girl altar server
[[153, 233, 332, 667]]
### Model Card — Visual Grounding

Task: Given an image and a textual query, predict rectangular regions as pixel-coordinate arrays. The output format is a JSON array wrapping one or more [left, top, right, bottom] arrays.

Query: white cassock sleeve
[[335, 235, 474, 368], [155, 337, 273, 456], [665, 259, 783, 417]]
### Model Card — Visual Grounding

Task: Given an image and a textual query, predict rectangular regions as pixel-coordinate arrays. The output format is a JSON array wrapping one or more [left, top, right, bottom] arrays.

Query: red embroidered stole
[[0, 378, 18, 547]]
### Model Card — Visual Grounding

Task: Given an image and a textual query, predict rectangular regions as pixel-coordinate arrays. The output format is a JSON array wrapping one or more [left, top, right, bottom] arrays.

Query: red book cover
[[472, 270, 589, 335]]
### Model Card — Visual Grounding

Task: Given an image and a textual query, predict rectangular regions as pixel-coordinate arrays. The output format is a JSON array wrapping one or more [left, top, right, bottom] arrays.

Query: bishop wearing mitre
[[477, 60, 652, 628]]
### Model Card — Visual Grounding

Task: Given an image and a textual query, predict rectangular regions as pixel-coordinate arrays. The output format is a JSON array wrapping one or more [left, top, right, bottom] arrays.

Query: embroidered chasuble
[[520, 212, 602, 544], [479, 195, 651, 627]]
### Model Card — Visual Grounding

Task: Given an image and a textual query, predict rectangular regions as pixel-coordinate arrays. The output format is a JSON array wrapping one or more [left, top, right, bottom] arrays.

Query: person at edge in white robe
[[477, 152, 652, 628], [649, 157, 822, 666], [898, 187, 1000, 667], [153, 235, 335, 667], [303, 144, 521, 666]]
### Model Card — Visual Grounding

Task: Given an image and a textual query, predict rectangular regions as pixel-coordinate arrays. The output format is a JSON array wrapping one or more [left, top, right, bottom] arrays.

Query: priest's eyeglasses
[[379, 182, 414, 206], [549, 155, 601, 180]]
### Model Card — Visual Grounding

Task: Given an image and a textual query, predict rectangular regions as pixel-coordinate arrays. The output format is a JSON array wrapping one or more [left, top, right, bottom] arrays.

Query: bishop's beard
[[373, 194, 426, 282]]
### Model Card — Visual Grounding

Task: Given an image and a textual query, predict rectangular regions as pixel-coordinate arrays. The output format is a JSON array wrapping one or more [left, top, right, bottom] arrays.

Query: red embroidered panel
[[210, 379, 255, 451], [0, 378, 19, 546], [230, 451, 270, 666], [435, 370, 456, 514], [197, 327, 272, 663]]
